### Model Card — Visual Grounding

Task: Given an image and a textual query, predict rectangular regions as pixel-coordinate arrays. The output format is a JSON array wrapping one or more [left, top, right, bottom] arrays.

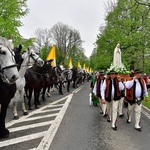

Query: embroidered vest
[[105, 77, 121, 102], [96, 78, 105, 98], [126, 77, 145, 103]]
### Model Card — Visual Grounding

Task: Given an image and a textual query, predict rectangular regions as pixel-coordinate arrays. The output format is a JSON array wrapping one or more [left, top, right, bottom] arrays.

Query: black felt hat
[[133, 69, 142, 74], [109, 70, 118, 74], [99, 71, 105, 76]]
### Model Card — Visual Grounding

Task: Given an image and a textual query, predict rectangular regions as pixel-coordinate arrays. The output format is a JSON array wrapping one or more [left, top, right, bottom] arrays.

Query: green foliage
[[92, 0, 150, 73], [142, 93, 150, 109], [40, 47, 47, 60], [21, 38, 35, 52], [0, 0, 29, 44]]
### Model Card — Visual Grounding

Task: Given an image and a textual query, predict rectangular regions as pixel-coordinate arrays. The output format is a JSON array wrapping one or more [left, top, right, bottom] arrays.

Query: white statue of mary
[[113, 43, 122, 67]]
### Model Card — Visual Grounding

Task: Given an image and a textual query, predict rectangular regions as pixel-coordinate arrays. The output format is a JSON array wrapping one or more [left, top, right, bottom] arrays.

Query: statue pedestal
[[118, 74, 132, 81]]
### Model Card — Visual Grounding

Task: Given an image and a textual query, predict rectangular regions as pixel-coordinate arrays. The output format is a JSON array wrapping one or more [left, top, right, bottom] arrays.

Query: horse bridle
[[0, 46, 18, 72], [0, 45, 18, 82], [30, 53, 40, 63], [20, 51, 41, 68], [0, 64, 18, 73]]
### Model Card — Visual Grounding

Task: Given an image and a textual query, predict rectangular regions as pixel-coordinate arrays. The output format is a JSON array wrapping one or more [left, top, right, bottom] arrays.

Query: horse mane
[[56, 65, 63, 73], [0, 36, 14, 50]]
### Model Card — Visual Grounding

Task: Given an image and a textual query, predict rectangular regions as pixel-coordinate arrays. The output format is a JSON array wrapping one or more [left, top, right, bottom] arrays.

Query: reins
[[0, 45, 18, 72], [28, 70, 49, 77]]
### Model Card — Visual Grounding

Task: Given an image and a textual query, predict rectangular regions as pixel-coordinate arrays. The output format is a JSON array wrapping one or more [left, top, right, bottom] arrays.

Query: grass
[[142, 92, 150, 109]]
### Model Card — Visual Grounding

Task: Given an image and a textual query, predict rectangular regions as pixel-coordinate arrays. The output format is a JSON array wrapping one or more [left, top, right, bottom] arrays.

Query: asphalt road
[[1, 81, 150, 150]]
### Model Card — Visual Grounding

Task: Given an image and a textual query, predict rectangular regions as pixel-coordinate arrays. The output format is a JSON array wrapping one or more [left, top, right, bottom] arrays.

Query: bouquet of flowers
[[107, 66, 130, 75]]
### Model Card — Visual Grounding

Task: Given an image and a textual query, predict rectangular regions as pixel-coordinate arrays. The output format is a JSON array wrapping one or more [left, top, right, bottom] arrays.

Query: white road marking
[[9, 121, 53, 132], [74, 86, 83, 93], [50, 96, 69, 105], [0, 131, 46, 148], [36, 94, 73, 150], [72, 86, 83, 94], [1, 95, 70, 149], [142, 109, 150, 119], [6, 97, 67, 128], [41, 108, 61, 113], [48, 104, 63, 107], [24, 113, 59, 122]]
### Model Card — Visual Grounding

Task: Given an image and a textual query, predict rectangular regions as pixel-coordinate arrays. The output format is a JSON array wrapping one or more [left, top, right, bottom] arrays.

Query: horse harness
[[0, 44, 18, 82]]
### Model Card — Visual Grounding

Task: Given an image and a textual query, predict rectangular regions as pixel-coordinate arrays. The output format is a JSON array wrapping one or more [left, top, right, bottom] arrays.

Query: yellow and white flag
[[83, 63, 86, 70], [77, 61, 81, 69], [46, 45, 56, 67], [69, 57, 73, 69], [90, 68, 92, 73], [86, 67, 89, 72]]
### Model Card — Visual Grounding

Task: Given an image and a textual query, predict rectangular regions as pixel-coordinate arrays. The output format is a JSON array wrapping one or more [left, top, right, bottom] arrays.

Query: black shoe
[[107, 119, 111, 122], [112, 126, 117, 131], [119, 114, 124, 118], [135, 127, 142, 132], [100, 111, 103, 114], [126, 119, 131, 124], [103, 114, 107, 117], [94, 104, 98, 107]]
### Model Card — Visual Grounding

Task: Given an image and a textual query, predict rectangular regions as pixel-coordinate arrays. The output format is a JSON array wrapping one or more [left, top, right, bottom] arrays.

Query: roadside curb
[[142, 105, 150, 113]]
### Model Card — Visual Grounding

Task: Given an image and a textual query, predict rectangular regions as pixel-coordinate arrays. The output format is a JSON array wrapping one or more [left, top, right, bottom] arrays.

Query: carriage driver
[[125, 69, 148, 131], [101, 70, 124, 130]]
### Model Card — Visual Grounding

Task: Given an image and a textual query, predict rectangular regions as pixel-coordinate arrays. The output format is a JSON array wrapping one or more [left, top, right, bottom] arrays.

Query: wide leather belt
[[135, 97, 142, 105]]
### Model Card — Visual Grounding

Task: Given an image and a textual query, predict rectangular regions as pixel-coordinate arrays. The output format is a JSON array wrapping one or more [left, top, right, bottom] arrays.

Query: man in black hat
[[93, 71, 106, 116], [125, 69, 148, 131], [101, 70, 124, 130]]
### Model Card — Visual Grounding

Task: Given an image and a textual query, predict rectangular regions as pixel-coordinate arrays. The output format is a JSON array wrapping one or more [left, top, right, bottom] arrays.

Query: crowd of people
[[90, 69, 149, 131]]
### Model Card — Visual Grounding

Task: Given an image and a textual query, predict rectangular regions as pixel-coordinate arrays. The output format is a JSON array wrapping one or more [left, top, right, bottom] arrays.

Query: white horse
[[0, 37, 19, 83], [12, 46, 44, 119], [0, 37, 20, 138]]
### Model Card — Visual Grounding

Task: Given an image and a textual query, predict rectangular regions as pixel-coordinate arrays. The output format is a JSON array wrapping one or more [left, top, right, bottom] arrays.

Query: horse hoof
[[35, 106, 39, 109], [47, 93, 51, 97], [37, 102, 41, 105], [59, 92, 63, 95], [23, 112, 28, 115], [14, 116, 19, 120], [29, 107, 33, 110], [0, 129, 10, 138], [42, 98, 46, 101]]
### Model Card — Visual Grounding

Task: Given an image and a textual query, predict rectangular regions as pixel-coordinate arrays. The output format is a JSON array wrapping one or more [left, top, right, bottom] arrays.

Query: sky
[[18, 0, 110, 58]]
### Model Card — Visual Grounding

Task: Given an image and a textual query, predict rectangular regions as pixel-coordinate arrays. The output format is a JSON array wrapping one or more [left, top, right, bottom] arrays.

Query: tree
[[50, 22, 84, 65], [34, 28, 52, 52], [135, 0, 150, 7], [93, 0, 150, 73], [0, 0, 29, 44], [32, 22, 89, 67]]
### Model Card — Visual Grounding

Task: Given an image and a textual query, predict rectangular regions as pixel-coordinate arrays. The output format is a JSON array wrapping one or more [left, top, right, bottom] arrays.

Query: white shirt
[[93, 80, 104, 95], [125, 79, 148, 98], [101, 78, 124, 100]]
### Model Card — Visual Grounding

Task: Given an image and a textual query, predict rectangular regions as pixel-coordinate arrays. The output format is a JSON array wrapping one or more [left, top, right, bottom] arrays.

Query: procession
[[0, 36, 150, 150], [91, 43, 149, 132], [1, 0, 150, 149]]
